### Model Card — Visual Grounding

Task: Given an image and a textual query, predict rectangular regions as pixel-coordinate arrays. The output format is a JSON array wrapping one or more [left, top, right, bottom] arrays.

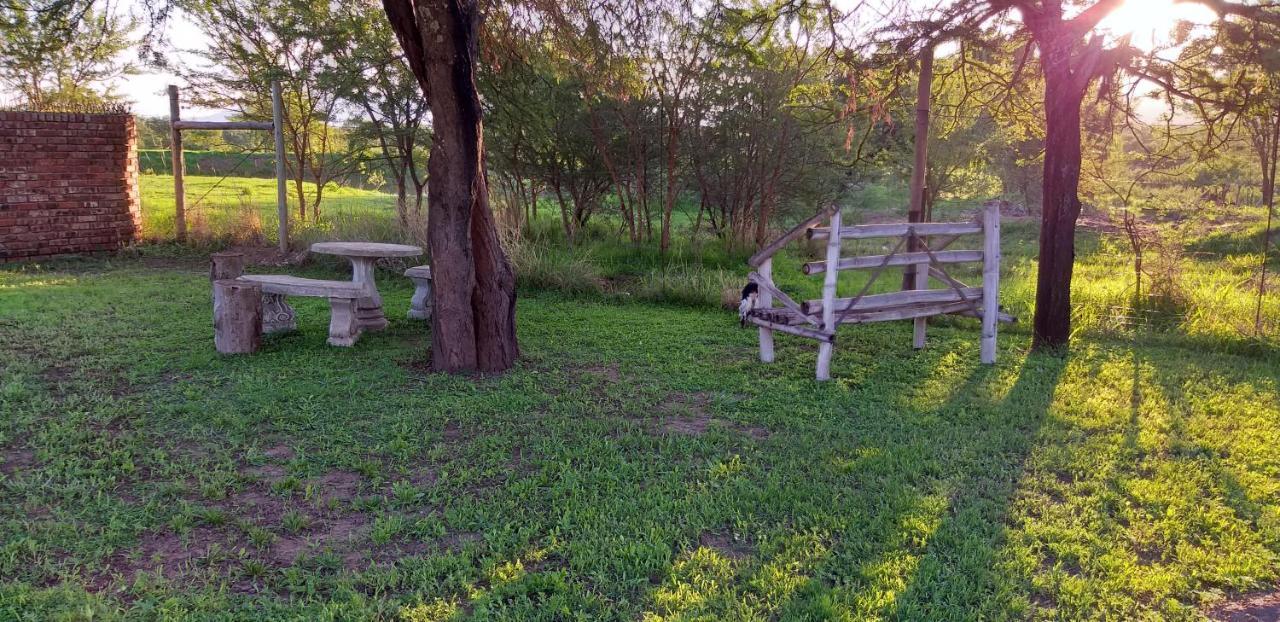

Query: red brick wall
[[0, 111, 141, 261]]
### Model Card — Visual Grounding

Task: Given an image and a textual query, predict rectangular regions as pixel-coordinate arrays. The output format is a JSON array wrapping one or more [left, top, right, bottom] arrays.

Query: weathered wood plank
[[238, 274, 367, 298], [747, 204, 839, 268], [168, 85, 186, 243], [272, 81, 288, 253], [807, 221, 983, 241], [802, 250, 983, 275], [751, 306, 809, 326], [745, 316, 835, 343], [981, 201, 1001, 364], [816, 209, 841, 380], [835, 300, 976, 324], [757, 257, 775, 362], [173, 120, 275, 131], [801, 287, 982, 316], [209, 251, 245, 281], [748, 272, 820, 326]]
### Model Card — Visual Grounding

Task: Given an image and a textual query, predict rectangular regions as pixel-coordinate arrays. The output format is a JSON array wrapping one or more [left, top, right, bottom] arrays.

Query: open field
[[1, 250, 1278, 620]]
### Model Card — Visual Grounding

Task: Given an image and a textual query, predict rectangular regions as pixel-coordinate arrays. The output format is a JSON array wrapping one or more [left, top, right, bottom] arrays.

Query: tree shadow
[[631, 333, 1023, 620], [884, 352, 1066, 619], [750, 351, 1066, 619]]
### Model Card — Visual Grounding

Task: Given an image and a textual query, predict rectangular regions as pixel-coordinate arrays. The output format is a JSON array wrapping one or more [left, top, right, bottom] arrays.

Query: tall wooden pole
[[816, 209, 841, 381], [757, 257, 775, 363], [272, 81, 288, 254], [981, 200, 1001, 364], [906, 45, 935, 348], [168, 85, 186, 242]]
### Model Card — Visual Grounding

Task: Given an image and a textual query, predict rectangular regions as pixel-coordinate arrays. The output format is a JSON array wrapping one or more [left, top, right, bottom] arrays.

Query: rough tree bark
[[383, 0, 519, 373], [1015, 0, 1115, 352], [1032, 34, 1089, 351]]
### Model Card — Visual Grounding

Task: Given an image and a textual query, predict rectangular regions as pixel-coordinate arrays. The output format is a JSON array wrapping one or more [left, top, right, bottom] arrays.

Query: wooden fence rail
[[744, 202, 1009, 380]]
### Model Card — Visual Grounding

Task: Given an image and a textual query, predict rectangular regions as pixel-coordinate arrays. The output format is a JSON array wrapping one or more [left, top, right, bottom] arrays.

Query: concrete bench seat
[[404, 265, 432, 320], [236, 275, 369, 347], [239, 275, 368, 298]]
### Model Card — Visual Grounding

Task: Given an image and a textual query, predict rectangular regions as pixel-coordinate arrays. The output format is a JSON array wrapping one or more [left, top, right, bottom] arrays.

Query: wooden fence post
[[981, 201, 1001, 364], [758, 257, 775, 363], [272, 81, 288, 253], [816, 208, 841, 380], [908, 46, 935, 348], [168, 85, 186, 242]]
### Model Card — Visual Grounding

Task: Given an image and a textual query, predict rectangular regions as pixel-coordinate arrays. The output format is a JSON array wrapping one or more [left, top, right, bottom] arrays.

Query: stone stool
[[404, 265, 432, 320]]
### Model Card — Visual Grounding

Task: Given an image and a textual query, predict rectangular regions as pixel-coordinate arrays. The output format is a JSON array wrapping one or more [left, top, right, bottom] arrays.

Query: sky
[[107, 0, 1219, 119], [112, 0, 214, 118]]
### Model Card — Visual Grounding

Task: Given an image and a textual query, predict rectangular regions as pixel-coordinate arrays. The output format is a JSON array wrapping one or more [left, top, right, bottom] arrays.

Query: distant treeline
[[138, 150, 391, 192]]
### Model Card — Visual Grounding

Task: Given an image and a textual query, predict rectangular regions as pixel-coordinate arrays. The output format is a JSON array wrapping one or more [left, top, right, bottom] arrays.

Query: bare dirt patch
[[408, 465, 438, 487], [91, 525, 242, 591], [1, 447, 36, 476], [262, 444, 294, 461], [582, 363, 622, 382], [661, 415, 713, 436], [1207, 588, 1280, 622], [243, 463, 287, 480], [698, 531, 753, 561], [440, 421, 466, 443], [40, 364, 75, 386], [221, 487, 289, 524], [659, 391, 713, 416], [652, 392, 770, 440], [272, 513, 373, 566], [309, 470, 363, 503]]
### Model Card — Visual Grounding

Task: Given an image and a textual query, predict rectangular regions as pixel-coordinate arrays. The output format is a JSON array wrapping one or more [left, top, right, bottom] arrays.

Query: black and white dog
[[738, 282, 759, 327]]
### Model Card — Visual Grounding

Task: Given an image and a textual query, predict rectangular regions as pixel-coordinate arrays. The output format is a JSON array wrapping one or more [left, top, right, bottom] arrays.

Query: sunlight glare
[[1096, 0, 1219, 51]]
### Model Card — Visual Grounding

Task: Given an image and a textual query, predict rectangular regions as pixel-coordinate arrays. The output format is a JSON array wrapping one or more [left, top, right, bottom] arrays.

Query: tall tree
[[0, 0, 136, 109], [894, 0, 1279, 351], [323, 1, 431, 228], [382, 0, 519, 373], [1166, 19, 1280, 333], [181, 0, 354, 221]]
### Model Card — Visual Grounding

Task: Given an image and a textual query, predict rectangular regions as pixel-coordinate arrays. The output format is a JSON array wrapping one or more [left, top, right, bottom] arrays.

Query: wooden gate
[[743, 202, 1009, 380]]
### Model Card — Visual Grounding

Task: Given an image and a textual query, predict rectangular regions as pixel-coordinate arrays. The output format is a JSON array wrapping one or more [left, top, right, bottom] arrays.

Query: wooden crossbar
[[806, 221, 982, 240], [172, 120, 274, 131], [837, 300, 980, 324], [747, 204, 839, 268], [800, 287, 982, 316], [748, 272, 821, 326], [801, 250, 983, 275], [745, 316, 835, 343]]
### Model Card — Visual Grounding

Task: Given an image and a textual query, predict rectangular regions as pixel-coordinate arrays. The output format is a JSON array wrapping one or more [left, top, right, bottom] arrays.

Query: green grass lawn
[[2, 252, 1278, 620]]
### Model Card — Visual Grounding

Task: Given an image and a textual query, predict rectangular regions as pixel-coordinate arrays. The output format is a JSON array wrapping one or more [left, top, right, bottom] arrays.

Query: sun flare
[[1095, 0, 1219, 50]]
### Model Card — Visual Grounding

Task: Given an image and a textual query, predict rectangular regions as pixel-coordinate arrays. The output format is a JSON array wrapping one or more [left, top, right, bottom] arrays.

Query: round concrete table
[[310, 242, 423, 331]]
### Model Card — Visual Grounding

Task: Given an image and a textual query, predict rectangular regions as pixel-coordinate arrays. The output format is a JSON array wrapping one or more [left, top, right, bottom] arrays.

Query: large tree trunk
[[384, 0, 519, 373], [1032, 42, 1088, 351]]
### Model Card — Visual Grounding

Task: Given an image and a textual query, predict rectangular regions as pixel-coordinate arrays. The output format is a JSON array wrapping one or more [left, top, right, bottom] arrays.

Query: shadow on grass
[[761, 351, 1066, 619], [889, 353, 1065, 619]]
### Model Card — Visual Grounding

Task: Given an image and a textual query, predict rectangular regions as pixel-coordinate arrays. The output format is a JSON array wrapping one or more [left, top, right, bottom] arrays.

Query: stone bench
[[237, 275, 370, 347], [404, 265, 432, 320]]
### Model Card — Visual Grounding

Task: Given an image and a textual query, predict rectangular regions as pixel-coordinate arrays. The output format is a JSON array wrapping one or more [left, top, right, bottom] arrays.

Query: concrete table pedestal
[[310, 242, 424, 331]]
